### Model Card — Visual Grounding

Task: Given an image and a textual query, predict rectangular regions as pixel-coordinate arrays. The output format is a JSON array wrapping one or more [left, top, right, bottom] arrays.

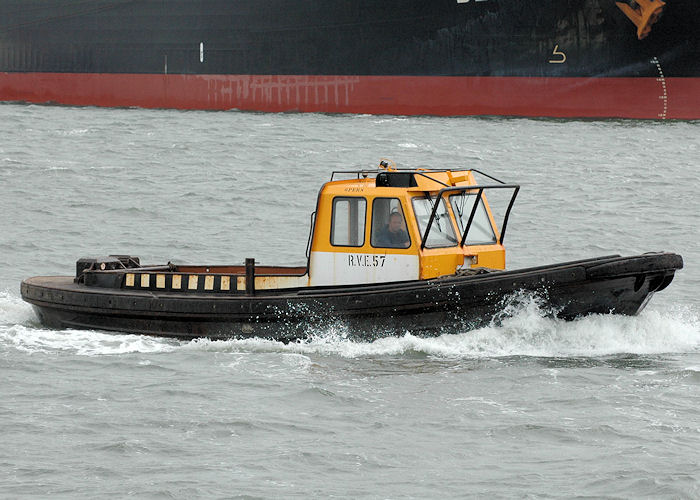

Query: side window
[[371, 198, 410, 248], [331, 197, 367, 247], [412, 196, 458, 248]]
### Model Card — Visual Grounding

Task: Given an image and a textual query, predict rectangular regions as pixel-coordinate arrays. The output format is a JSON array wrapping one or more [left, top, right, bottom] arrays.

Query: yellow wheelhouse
[[308, 162, 519, 286]]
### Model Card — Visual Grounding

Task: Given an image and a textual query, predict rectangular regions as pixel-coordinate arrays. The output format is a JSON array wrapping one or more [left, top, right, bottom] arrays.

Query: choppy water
[[1, 103, 699, 498]]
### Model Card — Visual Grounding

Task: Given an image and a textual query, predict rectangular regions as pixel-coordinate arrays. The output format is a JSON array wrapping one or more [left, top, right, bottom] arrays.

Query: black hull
[[1, 0, 697, 78], [21, 253, 683, 342]]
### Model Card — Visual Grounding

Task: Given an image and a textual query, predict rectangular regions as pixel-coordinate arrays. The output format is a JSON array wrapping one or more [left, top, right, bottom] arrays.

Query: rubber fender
[[586, 253, 683, 280]]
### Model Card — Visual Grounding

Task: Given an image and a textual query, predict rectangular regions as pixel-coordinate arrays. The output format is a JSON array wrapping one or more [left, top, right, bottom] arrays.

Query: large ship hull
[[1, 0, 698, 118]]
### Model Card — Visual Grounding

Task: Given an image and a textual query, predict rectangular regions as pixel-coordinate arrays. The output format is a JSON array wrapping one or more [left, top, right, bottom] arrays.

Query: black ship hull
[[1, 0, 699, 118], [21, 253, 683, 342]]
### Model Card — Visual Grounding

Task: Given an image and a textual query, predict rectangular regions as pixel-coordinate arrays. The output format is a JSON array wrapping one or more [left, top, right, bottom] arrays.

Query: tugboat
[[21, 162, 683, 341]]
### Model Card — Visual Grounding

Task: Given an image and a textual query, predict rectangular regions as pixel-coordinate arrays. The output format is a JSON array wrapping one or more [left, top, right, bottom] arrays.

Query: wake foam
[[0, 289, 36, 326], [182, 301, 700, 359], [2, 324, 179, 356]]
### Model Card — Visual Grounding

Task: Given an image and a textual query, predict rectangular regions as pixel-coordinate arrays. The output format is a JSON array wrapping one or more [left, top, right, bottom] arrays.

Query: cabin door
[[309, 196, 419, 286]]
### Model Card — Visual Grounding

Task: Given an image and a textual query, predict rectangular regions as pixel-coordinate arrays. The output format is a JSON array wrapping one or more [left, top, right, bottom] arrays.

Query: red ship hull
[[3, 72, 699, 119]]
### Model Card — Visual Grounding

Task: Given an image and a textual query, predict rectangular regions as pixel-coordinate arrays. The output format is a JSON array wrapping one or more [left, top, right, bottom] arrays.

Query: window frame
[[370, 197, 412, 249], [330, 196, 367, 248]]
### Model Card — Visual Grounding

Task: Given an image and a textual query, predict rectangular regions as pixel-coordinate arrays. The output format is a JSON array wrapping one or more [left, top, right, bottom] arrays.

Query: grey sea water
[[1, 103, 699, 498]]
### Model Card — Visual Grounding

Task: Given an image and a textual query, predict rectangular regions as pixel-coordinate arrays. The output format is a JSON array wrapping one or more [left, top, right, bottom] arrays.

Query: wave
[[1, 324, 180, 356], [1, 290, 698, 358], [0, 289, 35, 326], [185, 300, 700, 359]]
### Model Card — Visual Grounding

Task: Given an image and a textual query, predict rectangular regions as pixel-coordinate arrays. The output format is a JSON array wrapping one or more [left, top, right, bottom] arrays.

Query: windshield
[[412, 196, 457, 248], [449, 192, 497, 245]]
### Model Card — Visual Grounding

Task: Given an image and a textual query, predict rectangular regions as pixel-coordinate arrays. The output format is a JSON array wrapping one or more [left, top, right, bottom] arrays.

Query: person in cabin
[[376, 211, 410, 248]]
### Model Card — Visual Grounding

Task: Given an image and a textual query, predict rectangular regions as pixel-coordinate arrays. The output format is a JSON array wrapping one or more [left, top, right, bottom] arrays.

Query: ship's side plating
[[1, 0, 698, 117]]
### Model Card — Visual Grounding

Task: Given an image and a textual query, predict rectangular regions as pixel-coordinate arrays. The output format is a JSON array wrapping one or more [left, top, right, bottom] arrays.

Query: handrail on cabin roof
[[329, 167, 508, 185]]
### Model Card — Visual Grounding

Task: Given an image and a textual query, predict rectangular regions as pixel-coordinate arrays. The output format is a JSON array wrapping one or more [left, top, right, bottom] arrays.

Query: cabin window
[[412, 196, 458, 248], [449, 193, 498, 245], [371, 198, 410, 248], [331, 197, 367, 247]]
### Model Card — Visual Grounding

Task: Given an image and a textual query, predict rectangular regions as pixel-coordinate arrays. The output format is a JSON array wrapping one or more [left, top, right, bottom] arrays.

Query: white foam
[[0, 289, 37, 326], [2, 324, 177, 356], [178, 301, 700, 359], [58, 128, 89, 136], [449, 307, 700, 358]]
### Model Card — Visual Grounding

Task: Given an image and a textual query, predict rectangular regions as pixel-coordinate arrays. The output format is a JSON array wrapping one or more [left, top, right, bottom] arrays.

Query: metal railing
[[420, 183, 520, 250]]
